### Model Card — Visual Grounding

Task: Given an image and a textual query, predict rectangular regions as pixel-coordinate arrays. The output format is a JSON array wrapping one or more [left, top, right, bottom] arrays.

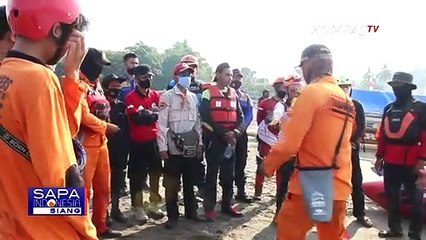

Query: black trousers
[[194, 152, 206, 189], [276, 158, 295, 212], [384, 162, 423, 236], [351, 145, 366, 218], [234, 132, 249, 194], [203, 134, 235, 211], [128, 140, 163, 206], [163, 155, 197, 220], [107, 141, 128, 212]]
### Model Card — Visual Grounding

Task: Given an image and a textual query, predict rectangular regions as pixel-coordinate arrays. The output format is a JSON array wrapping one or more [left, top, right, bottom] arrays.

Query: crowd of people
[[1, 1, 426, 240]]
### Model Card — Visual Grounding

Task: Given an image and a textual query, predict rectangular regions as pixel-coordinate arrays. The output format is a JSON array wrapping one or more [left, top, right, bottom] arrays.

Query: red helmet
[[180, 54, 199, 67], [7, 0, 81, 41], [284, 74, 304, 87], [273, 77, 286, 86], [173, 62, 194, 76]]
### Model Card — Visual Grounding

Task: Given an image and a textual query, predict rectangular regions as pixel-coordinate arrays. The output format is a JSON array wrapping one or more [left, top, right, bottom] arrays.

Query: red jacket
[[256, 97, 280, 125], [125, 89, 160, 143], [376, 101, 426, 166]]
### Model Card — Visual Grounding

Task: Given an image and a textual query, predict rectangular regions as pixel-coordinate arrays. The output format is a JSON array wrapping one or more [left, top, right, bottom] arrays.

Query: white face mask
[[342, 86, 352, 95], [178, 76, 191, 88]]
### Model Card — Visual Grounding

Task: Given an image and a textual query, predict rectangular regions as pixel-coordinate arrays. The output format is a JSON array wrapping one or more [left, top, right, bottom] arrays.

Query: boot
[[235, 191, 253, 203], [253, 187, 262, 201], [111, 209, 128, 223]]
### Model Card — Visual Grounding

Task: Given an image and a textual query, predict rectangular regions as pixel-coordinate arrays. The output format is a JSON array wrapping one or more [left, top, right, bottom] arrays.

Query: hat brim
[[98, 59, 111, 66], [182, 61, 198, 67], [387, 80, 417, 90], [176, 67, 194, 75]]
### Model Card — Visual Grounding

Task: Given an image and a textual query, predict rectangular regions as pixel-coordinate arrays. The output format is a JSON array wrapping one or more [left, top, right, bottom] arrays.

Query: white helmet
[[336, 76, 351, 86]]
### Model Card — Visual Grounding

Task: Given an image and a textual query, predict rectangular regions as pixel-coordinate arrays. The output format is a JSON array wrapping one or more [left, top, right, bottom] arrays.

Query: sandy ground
[[105, 123, 426, 240]]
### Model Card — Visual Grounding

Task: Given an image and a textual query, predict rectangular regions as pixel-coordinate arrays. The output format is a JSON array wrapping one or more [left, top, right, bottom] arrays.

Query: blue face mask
[[178, 76, 191, 88]]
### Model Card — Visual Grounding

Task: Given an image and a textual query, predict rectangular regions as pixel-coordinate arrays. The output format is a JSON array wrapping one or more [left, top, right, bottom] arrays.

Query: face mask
[[393, 87, 411, 101], [230, 81, 242, 90], [276, 90, 286, 99], [138, 80, 151, 89], [178, 76, 191, 88], [127, 68, 135, 75], [105, 88, 120, 99]]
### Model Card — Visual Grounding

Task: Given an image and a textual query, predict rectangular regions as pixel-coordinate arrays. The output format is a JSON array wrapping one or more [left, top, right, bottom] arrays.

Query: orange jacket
[[264, 76, 356, 201], [0, 57, 97, 239], [62, 76, 86, 137], [77, 75, 108, 147]]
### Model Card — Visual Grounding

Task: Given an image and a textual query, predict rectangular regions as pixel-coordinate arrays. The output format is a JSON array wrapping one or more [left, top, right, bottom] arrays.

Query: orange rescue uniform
[[264, 76, 355, 240], [0, 55, 97, 239], [77, 75, 111, 235]]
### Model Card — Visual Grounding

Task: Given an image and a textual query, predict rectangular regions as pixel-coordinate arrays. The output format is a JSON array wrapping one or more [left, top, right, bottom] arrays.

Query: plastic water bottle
[[223, 144, 235, 159]]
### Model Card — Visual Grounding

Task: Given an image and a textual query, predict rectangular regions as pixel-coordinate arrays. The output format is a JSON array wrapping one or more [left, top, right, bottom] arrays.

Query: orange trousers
[[276, 193, 347, 240], [83, 144, 111, 234]]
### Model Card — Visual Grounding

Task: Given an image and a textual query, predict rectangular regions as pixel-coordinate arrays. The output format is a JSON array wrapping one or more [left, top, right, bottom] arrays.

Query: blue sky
[[1, 0, 425, 81]]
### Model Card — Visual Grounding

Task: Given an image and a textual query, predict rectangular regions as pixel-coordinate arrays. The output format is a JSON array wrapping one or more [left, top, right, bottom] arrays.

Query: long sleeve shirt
[[264, 76, 356, 201], [157, 86, 202, 153], [236, 89, 254, 131]]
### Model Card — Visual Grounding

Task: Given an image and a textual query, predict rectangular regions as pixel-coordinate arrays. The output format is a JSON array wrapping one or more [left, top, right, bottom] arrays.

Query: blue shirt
[[119, 75, 136, 102], [237, 90, 253, 129]]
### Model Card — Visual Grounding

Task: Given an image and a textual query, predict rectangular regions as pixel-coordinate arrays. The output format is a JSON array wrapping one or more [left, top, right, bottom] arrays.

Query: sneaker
[[145, 202, 165, 220], [205, 210, 215, 222], [132, 207, 148, 225], [235, 193, 253, 203], [99, 228, 122, 239], [221, 207, 243, 218]]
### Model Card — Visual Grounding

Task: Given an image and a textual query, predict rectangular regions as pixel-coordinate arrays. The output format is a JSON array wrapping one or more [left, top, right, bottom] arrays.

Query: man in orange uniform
[[264, 44, 355, 240], [77, 48, 122, 238], [0, 0, 98, 239]]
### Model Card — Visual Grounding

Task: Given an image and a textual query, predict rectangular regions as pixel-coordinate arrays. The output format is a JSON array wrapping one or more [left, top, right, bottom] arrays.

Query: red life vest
[[209, 86, 238, 129], [86, 82, 111, 121], [383, 101, 421, 145]]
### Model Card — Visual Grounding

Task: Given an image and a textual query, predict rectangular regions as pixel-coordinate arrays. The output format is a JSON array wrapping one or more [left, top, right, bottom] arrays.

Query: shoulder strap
[[0, 124, 31, 161], [331, 95, 350, 169], [295, 94, 350, 170]]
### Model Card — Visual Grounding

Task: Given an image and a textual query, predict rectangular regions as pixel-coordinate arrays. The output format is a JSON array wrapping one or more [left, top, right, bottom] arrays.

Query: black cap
[[102, 73, 126, 83], [134, 64, 154, 76], [388, 72, 416, 90], [232, 68, 243, 78], [300, 44, 331, 65], [85, 48, 111, 66]]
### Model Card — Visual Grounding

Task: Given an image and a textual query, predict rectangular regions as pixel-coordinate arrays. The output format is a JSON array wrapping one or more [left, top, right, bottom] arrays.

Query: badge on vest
[[215, 101, 222, 108]]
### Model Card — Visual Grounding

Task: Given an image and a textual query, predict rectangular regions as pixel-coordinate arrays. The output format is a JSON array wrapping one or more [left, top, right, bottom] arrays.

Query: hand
[[106, 123, 120, 135], [374, 157, 384, 172], [197, 145, 203, 158], [416, 169, 426, 189], [414, 160, 425, 174], [65, 165, 84, 188], [63, 30, 86, 80], [223, 131, 236, 144], [159, 151, 168, 161]]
